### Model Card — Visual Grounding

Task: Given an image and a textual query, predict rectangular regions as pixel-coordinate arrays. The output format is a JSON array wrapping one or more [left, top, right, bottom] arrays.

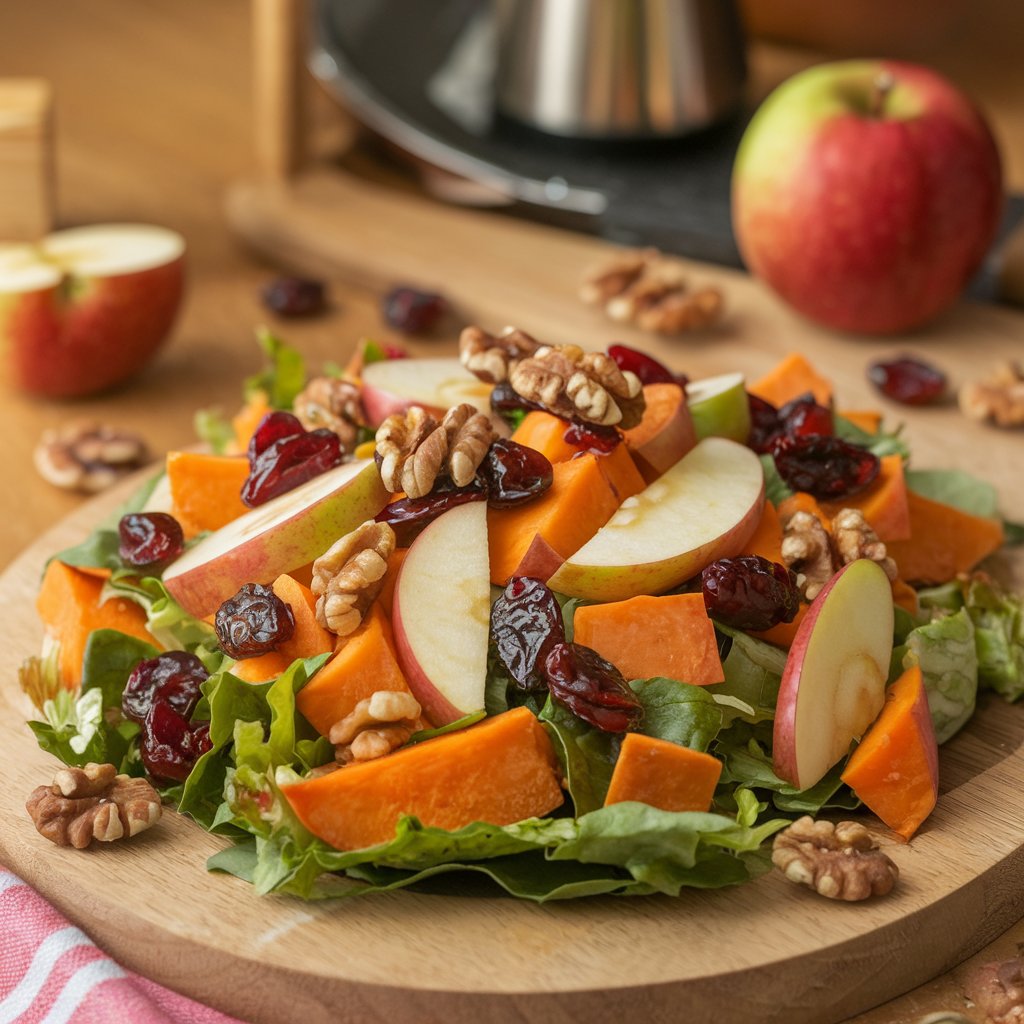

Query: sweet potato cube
[[166, 451, 250, 538], [510, 411, 577, 464], [622, 382, 696, 483], [748, 352, 832, 407], [820, 455, 910, 542], [572, 594, 724, 685], [281, 707, 564, 850], [604, 733, 722, 813]]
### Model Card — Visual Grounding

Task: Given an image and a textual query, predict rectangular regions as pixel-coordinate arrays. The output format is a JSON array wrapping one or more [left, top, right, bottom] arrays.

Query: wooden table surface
[[3, 2, 1024, 1021]]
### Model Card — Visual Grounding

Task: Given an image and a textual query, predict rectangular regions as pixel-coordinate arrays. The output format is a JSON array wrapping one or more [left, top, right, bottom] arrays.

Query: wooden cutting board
[[1, 169, 1023, 1024]]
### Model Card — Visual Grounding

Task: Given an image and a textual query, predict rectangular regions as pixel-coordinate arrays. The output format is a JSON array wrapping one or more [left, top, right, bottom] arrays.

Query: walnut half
[[26, 763, 162, 849], [772, 816, 898, 901], [34, 422, 148, 493], [329, 690, 423, 763], [964, 957, 1024, 1024]]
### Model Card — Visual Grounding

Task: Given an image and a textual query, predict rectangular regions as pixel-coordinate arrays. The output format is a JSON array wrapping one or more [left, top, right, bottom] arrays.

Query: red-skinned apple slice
[[392, 501, 490, 725], [773, 559, 895, 790], [360, 357, 493, 427], [163, 460, 389, 617], [0, 224, 185, 397], [546, 437, 765, 602]]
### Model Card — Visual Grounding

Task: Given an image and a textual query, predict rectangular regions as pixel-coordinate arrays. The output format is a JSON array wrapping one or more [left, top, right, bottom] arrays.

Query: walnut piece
[[443, 403, 497, 486], [509, 344, 645, 429], [329, 690, 423, 763], [26, 763, 162, 849], [832, 508, 898, 581], [34, 422, 148, 493], [293, 376, 365, 451], [311, 520, 396, 636], [781, 510, 837, 601], [459, 325, 542, 384], [960, 362, 1024, 428], [964, 957, 1024, 1024], [772, 816, 898, 901], [581, 249, 724, 335]]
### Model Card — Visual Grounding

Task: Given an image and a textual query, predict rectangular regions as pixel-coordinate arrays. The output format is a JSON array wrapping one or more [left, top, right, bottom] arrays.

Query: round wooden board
[[1, 458, 1023, 1024]]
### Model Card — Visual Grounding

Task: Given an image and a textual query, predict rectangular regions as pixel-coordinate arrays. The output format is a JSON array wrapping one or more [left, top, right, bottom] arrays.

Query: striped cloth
[[0, 871, 246, 1024]]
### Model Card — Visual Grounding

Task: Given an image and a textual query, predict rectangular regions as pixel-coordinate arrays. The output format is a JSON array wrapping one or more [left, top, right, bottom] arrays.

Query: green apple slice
[[547, 437, 765, 602], [687, 372, 751, 443]]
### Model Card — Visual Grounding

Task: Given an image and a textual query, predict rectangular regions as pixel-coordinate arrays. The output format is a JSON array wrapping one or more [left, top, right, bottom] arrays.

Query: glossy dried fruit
[[778, 392, 833, 439], [122, 651, 209, 725], [489, 380, 545, 429], [262, 276, 326, 318], [491, 577, 566, 691], [478, 438, 553, 508], [772, 435, 880, 500], [544, 642, 643, 733], [118, 512, 184, 568], [702, 556, 801, 631], [607, 344, 685, 387], [140, 702, 212, 782], [375, 485, 487, 546], [382, 286, 448, 334], [242, 412, 344, 507], [747, 393, 783, 453], [215, 582, 296, 658], [868, 356, 947, 406], [562, 421, 622, 454]]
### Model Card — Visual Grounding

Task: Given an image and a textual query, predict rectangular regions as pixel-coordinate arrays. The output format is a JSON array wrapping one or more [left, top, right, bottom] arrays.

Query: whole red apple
[[0, 223, 185, 397], [732, 61, 1003, 334]]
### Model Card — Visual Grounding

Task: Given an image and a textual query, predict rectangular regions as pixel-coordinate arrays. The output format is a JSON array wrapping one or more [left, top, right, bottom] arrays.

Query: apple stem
[[870, 71, 896, 118]]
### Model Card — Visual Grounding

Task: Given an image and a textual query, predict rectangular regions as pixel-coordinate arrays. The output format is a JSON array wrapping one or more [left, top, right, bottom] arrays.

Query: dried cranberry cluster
[[490, 576, 643, 734], [242, 411, 344, 507], [701, 555, 800, 632], [122, 652, 212, 782]]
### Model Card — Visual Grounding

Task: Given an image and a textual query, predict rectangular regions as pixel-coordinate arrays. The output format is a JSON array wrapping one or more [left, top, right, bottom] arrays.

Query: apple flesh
[[392, 501, 491, 725], [732, 60, 1002, 334], [360, 356, 493, 427], [163, 460, 389, 617], [773, 559, 895, 790], [0, 224, 185, 396], [546, 437, 765, 602], [686, 372, 751, 443]]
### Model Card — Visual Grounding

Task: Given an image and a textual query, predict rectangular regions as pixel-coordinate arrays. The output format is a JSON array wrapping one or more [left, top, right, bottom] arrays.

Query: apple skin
[[547, 437, 765, 602], [163, 460, 389, 618], [0, 227, 185, 397], [360, 356, 492, 428], [391, 501, 490, 725], [733, 60, 1003, 334], [686, 372, 751, 443], [772, 559, 895, 789]]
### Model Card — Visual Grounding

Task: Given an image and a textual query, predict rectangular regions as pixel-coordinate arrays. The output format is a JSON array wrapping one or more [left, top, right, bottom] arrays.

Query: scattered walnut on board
[[959, 362, 1024, 428], [580, 248, 724, 335], [964, 957, 1024, 1024], [772, 816, 898, 901], [329, 691, 423, 764], [26, 763, 162, 849], [34, 422, 148, 493]]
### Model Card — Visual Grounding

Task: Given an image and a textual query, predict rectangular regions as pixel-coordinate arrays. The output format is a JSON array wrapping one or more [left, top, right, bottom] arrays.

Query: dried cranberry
[[478, 439, 553, 508], [122, 651, 208, 725], [242, 415, 344, 507], [382, 286, 448, 334], [868, 356, 947, 406], [215, 583, 295, 659], [544, 642, 643, 733], [140, 701, 212, 782], [778, 392, 833, 439], [563, 422, 622, 454], [490, 381, 545, 428], [491, 577, 566, 691], [771, 435, 880, 500], [262, 276, 326, 318], [607, 344, 685, 387], [376, 485, 487, 546], [118, 513, 184, 568], [747, 393, 784, 453], [702, 556, 801, 632]]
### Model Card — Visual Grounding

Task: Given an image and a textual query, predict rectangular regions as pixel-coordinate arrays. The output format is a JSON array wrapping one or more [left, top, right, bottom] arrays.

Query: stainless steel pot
[[495, 0, 747, 139]]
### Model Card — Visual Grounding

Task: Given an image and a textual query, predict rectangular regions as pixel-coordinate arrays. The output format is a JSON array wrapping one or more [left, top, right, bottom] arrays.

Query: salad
[[20, 329, 1024, 903]]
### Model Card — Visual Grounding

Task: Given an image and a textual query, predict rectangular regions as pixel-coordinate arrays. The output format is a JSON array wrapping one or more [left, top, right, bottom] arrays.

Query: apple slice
[[773, 559, 895, 790], [360, 356, 493, 427], [392, 500, 490, 725], [163, 460, 389, 617], [0, 224, 185, 397], [547, 437, 765, 602], [686, 372, 751, 443]]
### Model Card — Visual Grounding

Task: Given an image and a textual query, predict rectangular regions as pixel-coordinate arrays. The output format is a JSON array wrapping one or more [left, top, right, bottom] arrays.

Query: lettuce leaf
[[628, 677, 722, 752], [193, 407, 235, 454], [964, 576, 1024, 700], [711, 624, 785, 724], [833, 414, 910, 460], [905, 468, 999, 518], [759, 454, 793, 505], [538, 697, 616, 815], [245, 328, 305, 409]]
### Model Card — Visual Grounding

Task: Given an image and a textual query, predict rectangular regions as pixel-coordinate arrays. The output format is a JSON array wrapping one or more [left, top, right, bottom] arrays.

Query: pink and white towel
[[0, 871, 246, 1024]]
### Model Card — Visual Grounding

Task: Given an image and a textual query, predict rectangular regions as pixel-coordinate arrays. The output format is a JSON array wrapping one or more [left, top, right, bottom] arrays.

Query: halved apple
[[546, 437, 765, 602], [360, 356, 493, 427], [392, 500, 490, 725], [686, 372, 751, 443], [773, 559, 895, 790], [163, 460, 389, 617]]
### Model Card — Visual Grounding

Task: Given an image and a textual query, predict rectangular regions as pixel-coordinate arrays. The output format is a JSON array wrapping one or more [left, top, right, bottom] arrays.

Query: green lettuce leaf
[[833, 414, 910, 460], [711, 624, 785, 723], [245, 328, 306, 409], [193, 408, 235, 454], [759, 454, 793, 505], [628, 677, 722, 752], [963, 576, 1024, 700], [905, 469, 999, 518], [538, 697, 617, 815]]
